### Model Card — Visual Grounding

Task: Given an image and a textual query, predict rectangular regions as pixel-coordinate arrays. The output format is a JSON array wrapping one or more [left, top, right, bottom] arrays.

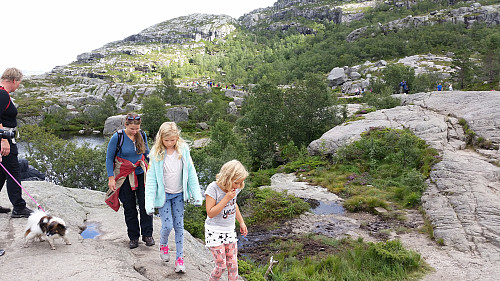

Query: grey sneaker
[[160, 245, 169, 262], [175, 257, 185, 273]]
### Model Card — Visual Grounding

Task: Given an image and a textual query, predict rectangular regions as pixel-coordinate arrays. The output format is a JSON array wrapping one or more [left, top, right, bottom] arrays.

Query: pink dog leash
[[0, 162, 45, 212]]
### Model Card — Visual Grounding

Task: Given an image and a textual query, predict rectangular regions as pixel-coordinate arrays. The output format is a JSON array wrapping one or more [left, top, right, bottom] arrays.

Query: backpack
[[114, 129, 147, 160]]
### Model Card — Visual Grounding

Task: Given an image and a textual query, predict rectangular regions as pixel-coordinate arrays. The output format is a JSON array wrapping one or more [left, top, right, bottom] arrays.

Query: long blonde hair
[[124, 112, 146, 155], [150, 122, 185, 161], [216, 160, 249, 192]]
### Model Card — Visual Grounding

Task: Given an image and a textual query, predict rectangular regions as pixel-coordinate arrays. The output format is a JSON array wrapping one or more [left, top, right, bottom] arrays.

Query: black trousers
[[0, 141, 26, 210], [118, 173, 153, 240]]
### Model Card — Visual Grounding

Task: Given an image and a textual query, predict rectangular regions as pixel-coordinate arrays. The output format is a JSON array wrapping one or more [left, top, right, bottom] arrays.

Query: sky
[[2, 0, 277, 76]]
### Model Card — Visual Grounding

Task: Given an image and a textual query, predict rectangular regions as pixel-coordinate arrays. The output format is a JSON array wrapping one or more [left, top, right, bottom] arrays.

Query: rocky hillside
[[347, 3, 500, 42], [240, 0, 374, 32], [309, 91, 500, 280], [13, 1, 500, 127]]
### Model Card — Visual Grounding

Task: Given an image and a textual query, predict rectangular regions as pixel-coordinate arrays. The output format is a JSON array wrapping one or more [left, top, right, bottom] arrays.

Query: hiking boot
[[160, 245, 169, 262], [0, 206, 11, 213], [175, 257, 185, 273], [11, 207, 33, 218], [129, 239, 139, 249], [142, 236, 155, 246]]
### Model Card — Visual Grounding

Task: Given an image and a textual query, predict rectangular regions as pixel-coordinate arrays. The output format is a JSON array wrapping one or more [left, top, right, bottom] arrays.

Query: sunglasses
[[127, 116, 141, 120]]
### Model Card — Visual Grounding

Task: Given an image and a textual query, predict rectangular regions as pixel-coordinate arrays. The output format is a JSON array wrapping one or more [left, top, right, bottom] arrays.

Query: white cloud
[[2, 0, 275, 75]]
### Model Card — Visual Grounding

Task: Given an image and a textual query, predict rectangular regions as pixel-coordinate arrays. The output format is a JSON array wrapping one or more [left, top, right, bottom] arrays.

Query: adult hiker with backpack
[[0, 67, 33, 218], [105, 112, 153, 249]]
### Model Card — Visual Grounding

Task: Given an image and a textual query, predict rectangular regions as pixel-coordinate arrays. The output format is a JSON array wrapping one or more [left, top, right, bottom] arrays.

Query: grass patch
[[240, 186, 311, 227], [256, 236, 430, 281], [305, 128, 440, 213]]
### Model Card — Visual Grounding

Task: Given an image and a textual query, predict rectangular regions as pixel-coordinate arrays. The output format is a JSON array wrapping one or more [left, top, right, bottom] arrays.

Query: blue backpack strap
[[139, 130, 149, 162], [114, 129, 124, 160]]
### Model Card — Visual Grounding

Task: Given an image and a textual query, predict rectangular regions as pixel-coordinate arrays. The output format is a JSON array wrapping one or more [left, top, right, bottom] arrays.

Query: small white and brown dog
[[24, 210, 71, 250]]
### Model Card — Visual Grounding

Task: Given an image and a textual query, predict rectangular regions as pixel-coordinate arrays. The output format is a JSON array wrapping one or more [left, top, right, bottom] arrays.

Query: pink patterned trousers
[[208, 242, 238, 281]]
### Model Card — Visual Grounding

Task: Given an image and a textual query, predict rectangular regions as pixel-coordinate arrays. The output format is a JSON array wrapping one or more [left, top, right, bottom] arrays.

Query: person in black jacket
[[0, 67, 32, 218]]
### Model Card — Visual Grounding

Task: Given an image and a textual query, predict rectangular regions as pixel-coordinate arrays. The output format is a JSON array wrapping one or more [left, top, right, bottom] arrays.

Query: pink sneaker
[[175, 257, 186, 273], [160, 245, 169, 262]]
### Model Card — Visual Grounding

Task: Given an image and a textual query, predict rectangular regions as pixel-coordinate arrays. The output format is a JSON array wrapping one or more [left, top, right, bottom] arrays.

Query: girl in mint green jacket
[[145, 122, 202, 273]]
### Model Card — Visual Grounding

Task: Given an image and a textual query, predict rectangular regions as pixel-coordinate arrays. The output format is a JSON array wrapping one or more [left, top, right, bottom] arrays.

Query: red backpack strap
[[0, 86, 11, 111]]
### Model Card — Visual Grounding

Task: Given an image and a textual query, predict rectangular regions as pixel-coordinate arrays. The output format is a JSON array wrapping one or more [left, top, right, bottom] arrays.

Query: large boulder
[[103, 115, 125, 135], [167, 107, 190, 123], [327, 67, 347, 87]]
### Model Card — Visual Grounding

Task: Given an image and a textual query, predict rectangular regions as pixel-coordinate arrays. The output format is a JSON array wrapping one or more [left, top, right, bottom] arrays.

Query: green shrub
[[239, 259, 266, 281], [19, 125, 107, 191], [313, 128, 440, 211], [242, 187, 310, 226], [270, 237, 427, 280], [183, 203, 206, 240]]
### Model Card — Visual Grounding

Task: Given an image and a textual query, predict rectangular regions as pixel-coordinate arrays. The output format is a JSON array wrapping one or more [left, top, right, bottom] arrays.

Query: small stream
[[238, 198, 347, 251]]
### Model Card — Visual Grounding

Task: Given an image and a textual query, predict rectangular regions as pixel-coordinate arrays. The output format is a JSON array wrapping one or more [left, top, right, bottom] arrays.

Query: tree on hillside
[[480, 33, 500, 89], [192, 119, 250, 186], [382, 64, 416, 94], [237, 83, 286, 169], [283, 74, 340, 147], [157, 72, 182, 105], [141, 95, 168, 138], [451, 50, 474, 89], [238, 76, 342, 169]]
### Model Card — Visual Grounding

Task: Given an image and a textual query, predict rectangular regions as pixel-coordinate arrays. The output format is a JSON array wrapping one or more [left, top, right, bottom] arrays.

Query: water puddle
[[80, 223, 101, 239], [306, 198, 345, 215]]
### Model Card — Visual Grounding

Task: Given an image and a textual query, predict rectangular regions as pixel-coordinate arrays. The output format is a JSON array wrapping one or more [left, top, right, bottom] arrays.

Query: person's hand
[[224, 188, 237, 201], [108, 177, 116, 191], [194, 199, 203, 207], [240, 222, 248, 237], [1, 139, 10, 156]]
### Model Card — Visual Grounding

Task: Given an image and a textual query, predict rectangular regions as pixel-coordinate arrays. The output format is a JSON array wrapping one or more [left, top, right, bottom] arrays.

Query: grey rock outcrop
[[347, 4, 500, 42], [103, 115, 126, 135], [240, 0, 374, 32], [327, 67, 348, 87], [167, 107, 190, 123], [0, 181, 237, 280], [308, 91, 500, 276], [265, 173, 343, 203], [119, 14, 236, 45]]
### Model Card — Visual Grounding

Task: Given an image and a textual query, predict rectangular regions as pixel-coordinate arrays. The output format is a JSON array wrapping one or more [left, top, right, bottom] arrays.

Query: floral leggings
[[209, 242, 238, 281]]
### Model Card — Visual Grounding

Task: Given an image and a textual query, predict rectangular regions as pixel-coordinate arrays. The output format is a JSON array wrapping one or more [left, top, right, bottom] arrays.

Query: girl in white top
[[145, 122, 202, 273], [205, 160, 248, 281]]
